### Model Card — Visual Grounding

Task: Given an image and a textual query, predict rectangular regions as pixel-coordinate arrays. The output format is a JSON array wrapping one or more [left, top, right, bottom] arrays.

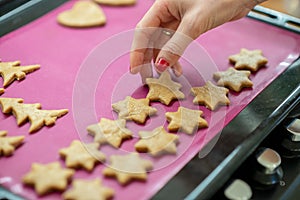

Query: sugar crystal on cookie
[[213, 67, 253, 92], [146, 71, 185, 105], [191, 81, 230, 111], [229, 48, 268, 72]]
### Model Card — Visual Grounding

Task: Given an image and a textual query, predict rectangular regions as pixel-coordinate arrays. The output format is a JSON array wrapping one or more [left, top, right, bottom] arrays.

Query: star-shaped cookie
[[213, 67, 253, 92], [63, 178, 114, 200], [0, 130, 25, 156], [191, 81, 230, 111], [0, 97, 68, 133], [165, 107, 208, 134], [112, 96, 157, 124], [135, 126, 179, 156], [87, 118, 133, 148], [145, 71, 185, 105], [22, 162, 74, 196], [229, 48, 268, 72], [59, 140, 106, 172], [103, 153, 153, 185], [0, 60, 40, 87], [0, 88, 4, 95]]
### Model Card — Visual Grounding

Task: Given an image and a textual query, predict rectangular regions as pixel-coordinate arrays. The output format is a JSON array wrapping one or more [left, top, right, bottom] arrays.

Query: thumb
[[155, 25, 194, 73]]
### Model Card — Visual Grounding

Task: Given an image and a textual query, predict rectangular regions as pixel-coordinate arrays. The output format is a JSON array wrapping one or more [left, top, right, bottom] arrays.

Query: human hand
[[130, 0, 266, 82]]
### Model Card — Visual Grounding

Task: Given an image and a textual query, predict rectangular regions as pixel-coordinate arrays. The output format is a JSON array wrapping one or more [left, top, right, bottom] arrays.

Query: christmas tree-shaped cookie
[[0, 130, 25, 157], [0, 98, 68, 133], [0, 60, 40, 87]]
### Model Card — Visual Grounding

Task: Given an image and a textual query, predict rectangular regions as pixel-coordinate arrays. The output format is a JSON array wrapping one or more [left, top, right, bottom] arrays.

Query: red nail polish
[[156, 58, 170, 72]]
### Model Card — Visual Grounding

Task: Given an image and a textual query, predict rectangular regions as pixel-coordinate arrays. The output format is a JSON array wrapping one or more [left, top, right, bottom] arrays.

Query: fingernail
[[156, 58, 170, 72]]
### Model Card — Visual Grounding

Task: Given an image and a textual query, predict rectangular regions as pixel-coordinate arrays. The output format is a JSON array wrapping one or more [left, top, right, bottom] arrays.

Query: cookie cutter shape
[[0, 130, 24, 157], [112, 96, 157, 124], [146, 71, 185, 105], [0, 60, 40, 87], [59, 140, 106, 172], [57, 1, 106, 28], [166, 106, 208, 134], [0, 97, 68, 133], [213, 67, 253, 92], [87, 118, 133, 148], [22, 162, 74, 196], [229, 48, 268, 72], [191, 81, 230, 111], [135, 126, 179, 156], [63, 178, 114, 200], [103, 152, 153, 185]]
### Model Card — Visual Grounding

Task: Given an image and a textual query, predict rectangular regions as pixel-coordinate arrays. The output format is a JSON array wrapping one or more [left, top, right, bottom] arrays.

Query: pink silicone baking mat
[[0, 0, 300, 200]]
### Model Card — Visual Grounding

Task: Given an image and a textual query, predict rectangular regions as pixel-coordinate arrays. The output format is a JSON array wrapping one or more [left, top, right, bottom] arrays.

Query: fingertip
[[155, 57, 170, 73], [172, 62, 183, 77], [173, 69, 182, 77], [130, 50, 147, 74], [130, 66, 140, 74], [140, 63, 153, 84]]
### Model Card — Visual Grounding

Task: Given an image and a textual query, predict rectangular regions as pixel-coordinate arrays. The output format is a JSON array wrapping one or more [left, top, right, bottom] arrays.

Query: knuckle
[[163, 41, 184, 56], [154, 0, 170, 10]]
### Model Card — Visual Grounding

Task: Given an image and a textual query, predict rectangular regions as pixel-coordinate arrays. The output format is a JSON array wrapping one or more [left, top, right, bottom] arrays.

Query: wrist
[[243, 0, 267, 9]]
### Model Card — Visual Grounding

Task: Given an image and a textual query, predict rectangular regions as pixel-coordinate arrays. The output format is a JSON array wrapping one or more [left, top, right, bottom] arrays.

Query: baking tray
[[0, 1, 300, 200], [155, 57, 300, 199], [0, 0, 66, 36], [248, 5, 300, 33]]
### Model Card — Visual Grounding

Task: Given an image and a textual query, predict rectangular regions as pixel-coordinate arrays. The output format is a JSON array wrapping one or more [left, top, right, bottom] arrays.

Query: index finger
[[130, 1, 173, 73]]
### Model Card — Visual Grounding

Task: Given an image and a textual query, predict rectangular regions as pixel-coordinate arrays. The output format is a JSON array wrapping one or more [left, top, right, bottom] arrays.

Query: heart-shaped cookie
[[57, 1, 106, 28], [93, 0, 136, 6]]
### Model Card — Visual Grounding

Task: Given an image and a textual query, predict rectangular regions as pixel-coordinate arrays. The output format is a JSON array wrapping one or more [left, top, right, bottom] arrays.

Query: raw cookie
[[213, 67, 253, 92], [87, 118, 132, 148], [22, 162, 74, 196], [103, 152, 153, 185], [165, 106, 208, 134], [146, 71, 185, 105], [0, 88, 4, 95], [63, 178, 114, 200], [135, 126, 179, 156], [229, 48, 268, 72], [0, 130, 24, 157], [0, 97, 68, 133], [191, 81, 230, 111], [57, 1, 106, 28], [0, 60, 40, 87], [59, 140, 106, 172], [112, 96, 157, 124], [93, 0, 136, 6]]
